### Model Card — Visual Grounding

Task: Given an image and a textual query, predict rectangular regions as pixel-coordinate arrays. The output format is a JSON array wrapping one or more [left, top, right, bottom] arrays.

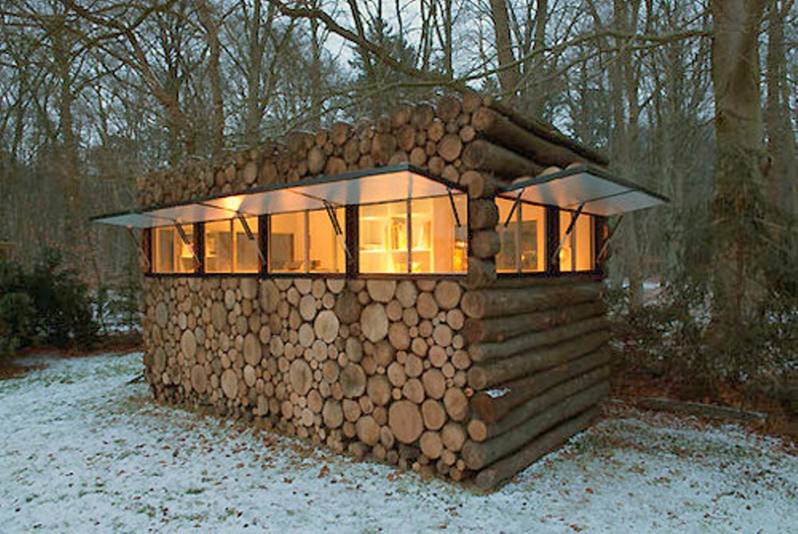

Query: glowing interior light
[[216, 195, 245, 213], [359, 195, 467, 274]]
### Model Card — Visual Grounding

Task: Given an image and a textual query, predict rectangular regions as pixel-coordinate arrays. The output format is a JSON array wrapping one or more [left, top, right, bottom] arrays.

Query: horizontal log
[[471, 348, 612, 423], [462, 140, 545, 179], [636, 398, 768, 422], [463, 381, 608, 470], [468, 365, 610, 442], [490, 273, 603, 289], [467, 330, 610, 389], [468, 316, 609, 362], [486, 99, 609, 165], [474, 406, 600, 490], [463, 301, 606, 344], [461, 283, 603, 319], [472, 107, 588, 169]]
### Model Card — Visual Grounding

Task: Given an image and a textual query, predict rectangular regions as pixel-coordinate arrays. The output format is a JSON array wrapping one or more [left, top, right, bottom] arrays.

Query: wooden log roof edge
[[135, 93, 609, 188]]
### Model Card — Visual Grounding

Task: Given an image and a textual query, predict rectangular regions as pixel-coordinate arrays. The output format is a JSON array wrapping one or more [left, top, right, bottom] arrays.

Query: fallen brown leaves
[[611, 361, 798, 449]]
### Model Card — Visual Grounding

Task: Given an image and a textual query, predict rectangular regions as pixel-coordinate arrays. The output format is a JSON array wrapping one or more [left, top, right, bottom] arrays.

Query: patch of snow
[[1, 353, 796, 532], [485, 387, 511, 398]]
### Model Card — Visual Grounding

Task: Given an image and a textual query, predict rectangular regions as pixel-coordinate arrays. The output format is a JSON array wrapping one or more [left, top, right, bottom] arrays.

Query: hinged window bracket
[[597, 214, 624, 262], [324, 201, 350, 259], [126, 226, 150, 271], [447, 187, 462, 228], [236, 214, 266, 266], [504, 188, 525, 227], [175, 222, 200, 267], [550, 202, 585, 265]]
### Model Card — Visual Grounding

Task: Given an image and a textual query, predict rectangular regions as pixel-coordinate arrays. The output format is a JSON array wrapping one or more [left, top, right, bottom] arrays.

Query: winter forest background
[[0, 0, 796, 386]]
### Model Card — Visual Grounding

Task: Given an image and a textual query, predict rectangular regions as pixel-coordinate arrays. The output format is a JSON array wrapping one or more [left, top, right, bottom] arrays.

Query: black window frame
[[143, 196, 604, 280]]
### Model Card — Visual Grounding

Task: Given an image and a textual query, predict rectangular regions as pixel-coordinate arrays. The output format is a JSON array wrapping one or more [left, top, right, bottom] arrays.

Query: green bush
[[608, 281, 798, 391], [0, 248, 99, 356], [0, 291, 35, 356]]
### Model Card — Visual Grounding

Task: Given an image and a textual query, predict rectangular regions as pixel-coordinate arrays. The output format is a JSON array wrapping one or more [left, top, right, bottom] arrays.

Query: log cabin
[[92, 93, 667, 490]]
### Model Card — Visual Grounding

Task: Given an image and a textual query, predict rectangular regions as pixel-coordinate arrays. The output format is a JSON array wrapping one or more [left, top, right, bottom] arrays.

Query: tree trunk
[[764, 0, 797, 213], [488, 0, 521, 100], [197, 0, 224, 157], [709, 0, 769, 325], [244, 0, 266, 147]]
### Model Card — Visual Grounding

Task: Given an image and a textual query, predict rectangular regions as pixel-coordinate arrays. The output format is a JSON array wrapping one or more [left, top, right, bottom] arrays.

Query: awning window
[[498, 165, 668, 217], [91, 165, 462, 228]]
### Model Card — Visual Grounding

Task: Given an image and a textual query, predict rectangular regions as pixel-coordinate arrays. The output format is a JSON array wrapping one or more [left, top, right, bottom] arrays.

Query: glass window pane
[[270, 212, 305, 273], [154, 227, 175, 273], [411, 195, 467, 273], [308, 209, 345, 273], [175, 225, 195, 273], [519, 204, 546, 273], [234, 217, 260, 273], [359, 201, 408, 273], [205, 220, 232, 273], [496, 198, 518, 273], [559, 211, 575, 272], [559, 211, 593, 272], [575, 214, 594, 271]]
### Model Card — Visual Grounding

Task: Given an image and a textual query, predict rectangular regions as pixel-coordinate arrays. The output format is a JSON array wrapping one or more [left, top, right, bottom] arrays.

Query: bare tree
[[708, 0, 770, 325]]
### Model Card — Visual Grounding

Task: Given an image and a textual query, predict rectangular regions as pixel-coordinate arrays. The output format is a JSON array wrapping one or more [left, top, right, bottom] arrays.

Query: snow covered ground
[[1, 352, 796, 533]]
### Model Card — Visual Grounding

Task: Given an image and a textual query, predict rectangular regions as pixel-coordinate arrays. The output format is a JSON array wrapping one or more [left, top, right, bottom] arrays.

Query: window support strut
[[550, 202, 585, 265], [175, 222, 201, 267], [447, 188, 462, 227], [504, 188, 525, 227], [236, 214, 266, 266], [324, 201, 351, 259], [597, 214, 624, 263], [125, 226, 150, 271]]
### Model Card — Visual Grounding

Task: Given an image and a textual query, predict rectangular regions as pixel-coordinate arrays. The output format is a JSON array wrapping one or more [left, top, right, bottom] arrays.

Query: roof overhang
[[498, 165, 668, 216], [91, 165, 464, 229]]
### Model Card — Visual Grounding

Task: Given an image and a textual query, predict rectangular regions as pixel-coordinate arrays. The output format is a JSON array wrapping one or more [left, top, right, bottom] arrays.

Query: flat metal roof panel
[[501, 165, 668, 216], [510, 173, 628, 208], [92, 165, 463, 227], [292, 170, 456, 207], [582, 190, 667, 216], [91, 212, 174, 228], [145, 203, 236, 225], [206, 189, 327, 216]]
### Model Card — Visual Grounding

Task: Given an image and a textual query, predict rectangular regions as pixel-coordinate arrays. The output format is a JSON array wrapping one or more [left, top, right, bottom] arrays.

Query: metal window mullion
[[259, 215, 269, 275], [346, 205, 358, 277], [265, 215, 273, 274], [195, 223, 204, 274]]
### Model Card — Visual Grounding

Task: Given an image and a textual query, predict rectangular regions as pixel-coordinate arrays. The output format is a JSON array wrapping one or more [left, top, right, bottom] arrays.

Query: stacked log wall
[[460, 277, 610, 489], [144, 277, 474, 480], [137, 92, 611, 489]]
